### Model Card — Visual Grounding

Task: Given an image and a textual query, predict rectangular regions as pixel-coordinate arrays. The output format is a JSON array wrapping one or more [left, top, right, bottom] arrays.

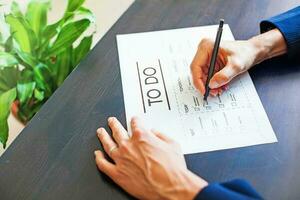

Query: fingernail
[[97, 128, 103, 135], [108, 117, 115, 123], [211, 92, 217, 97], [94, 151, 98, 156], [209, 81, 219, 89], [131, 116, 139, 125]]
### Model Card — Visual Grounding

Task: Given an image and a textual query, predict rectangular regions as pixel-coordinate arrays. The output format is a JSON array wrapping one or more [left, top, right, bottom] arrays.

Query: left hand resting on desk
[[94, 117, 208, 200]]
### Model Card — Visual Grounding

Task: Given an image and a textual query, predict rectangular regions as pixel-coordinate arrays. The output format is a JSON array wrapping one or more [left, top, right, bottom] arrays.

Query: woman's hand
[[94, 117, 208, 200], [190, 29, 287, 96]]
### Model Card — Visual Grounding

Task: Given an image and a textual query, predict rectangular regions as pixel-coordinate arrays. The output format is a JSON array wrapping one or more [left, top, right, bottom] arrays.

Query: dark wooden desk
[[1, 0, 300, 199]]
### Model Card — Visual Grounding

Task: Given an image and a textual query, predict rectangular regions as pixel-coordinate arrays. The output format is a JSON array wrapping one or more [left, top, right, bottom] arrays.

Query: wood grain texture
[[1, 0, 300, 199]]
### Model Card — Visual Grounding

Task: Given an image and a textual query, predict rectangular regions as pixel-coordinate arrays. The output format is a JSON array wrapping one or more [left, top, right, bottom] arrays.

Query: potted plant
[[0, 0, 95, 148]]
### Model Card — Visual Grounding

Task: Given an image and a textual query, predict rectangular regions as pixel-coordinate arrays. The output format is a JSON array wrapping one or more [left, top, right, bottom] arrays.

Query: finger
[[202, 58, 223, 96], [151, 129, 173, 143], [190, 39, 211, 94], [94, 150, 118, 179], [97, 128, 119, 159], [130, 117, 149, 139], [217, 88, 223, 95], [191, 68, 205, 95], [210, 89, 219, 97], [191, 38, 212, 68], [209, 64, 238, 89], [131, 117, 143, 132], [221, 84, 229, 91], [108, 117, 129, 144], [215, 57, 225, 72]]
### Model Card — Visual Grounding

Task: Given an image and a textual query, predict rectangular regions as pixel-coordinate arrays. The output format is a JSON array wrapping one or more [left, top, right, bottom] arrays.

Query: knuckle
[[112, 129, 120, 137], [132, 128, 143, 140], [111, 119, 117, 127], [192, 76, 198, 85], [119, 141, 129, 153], [109, 148, 120, 159], [99, 132, 106, 140], [119, 140, 127, 147], [230, 62, 242, 73], [198, 38, 211, 48], [137, 134, 151, 144], [219, 72, 230, 82]]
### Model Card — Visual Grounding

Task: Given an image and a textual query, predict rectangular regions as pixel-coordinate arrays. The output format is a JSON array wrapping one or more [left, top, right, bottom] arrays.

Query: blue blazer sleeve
[[260, 6, 300, 58], [194, 179, 263, 200]]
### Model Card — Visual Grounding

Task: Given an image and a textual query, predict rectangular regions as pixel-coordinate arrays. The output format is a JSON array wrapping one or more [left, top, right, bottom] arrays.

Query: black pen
[[203, 19, 224, 101]]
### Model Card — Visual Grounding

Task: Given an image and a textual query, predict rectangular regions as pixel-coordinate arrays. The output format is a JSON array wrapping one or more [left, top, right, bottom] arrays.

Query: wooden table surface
[[1, 0, 300, 199]]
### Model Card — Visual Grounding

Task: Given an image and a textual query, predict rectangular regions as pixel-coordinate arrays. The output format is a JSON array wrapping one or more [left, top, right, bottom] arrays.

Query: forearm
[[249, 29, 287, 65]]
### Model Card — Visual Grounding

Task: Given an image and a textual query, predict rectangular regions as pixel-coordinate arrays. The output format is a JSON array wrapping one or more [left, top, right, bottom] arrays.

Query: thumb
[[209, 64, 238, 89]]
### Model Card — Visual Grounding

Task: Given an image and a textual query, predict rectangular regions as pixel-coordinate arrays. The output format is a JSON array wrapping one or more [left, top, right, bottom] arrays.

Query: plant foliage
[[0, 0, 95, 148]]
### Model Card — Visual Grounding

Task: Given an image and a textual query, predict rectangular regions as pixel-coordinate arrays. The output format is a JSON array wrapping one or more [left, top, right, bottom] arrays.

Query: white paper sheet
[[116, 25, 277, 154]]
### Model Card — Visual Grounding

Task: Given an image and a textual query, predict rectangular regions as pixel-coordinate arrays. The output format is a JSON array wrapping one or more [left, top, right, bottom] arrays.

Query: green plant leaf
[[42, 21, 60, 39], [63, 0, 87, 22], [40, 20, 62, 55], [0, 52, 18, 68], [15, 50, 38, 68], [11, 1, 23, 17], [33, 63, 53, 97], [66, 0, 85, 13], [5, 14, 37, 54], [19, 69, 33, 83], [0, 32, 3, 45], [42, 21, 61, 43], [64, 6, 95, 25], [55, 47, 72, 86], [0, 67, 18, 95], [0, 88, 16, 148], [48, 19, 90, 55], [18, 100, 42, 123], [17, 82, 35, 105], [77, 7, 95, 23], [34, 88, 44, 101], [4, 35, 14, 52], [72, 35, 92, 67], [26, 0, 50, 39]]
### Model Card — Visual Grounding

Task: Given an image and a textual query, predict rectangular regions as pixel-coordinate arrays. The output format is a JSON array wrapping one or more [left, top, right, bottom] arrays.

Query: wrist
[[168, 170, 208, 200], [184, 171, 208, 200], [249, 28, 287, 65], [248, 35, 270, 65]]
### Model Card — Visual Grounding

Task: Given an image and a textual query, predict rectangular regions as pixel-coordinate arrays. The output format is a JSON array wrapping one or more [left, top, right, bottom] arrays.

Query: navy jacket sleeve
[[260, 6, 300, 58], [193, 7, 300, 200], [194, 179, 263, 200]]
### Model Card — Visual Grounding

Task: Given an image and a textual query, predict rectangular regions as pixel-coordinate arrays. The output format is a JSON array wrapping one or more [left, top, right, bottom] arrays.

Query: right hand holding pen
[[190, 38, 260, 96]]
